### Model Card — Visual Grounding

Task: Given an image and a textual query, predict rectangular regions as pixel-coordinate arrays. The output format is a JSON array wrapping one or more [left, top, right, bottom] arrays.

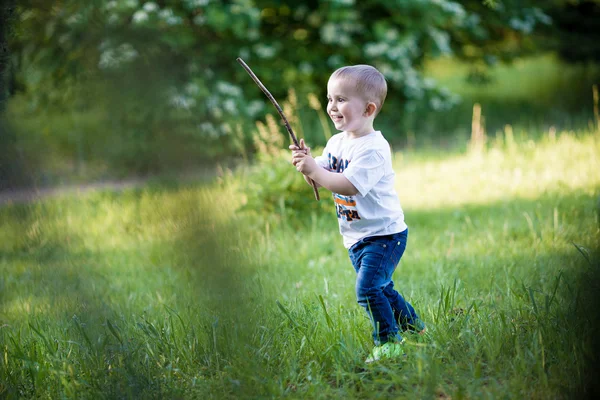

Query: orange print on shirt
[[334, 197, 357, 207]]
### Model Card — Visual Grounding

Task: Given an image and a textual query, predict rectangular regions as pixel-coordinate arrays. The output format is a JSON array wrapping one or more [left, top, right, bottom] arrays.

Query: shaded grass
[[1, 132, 599, 398]]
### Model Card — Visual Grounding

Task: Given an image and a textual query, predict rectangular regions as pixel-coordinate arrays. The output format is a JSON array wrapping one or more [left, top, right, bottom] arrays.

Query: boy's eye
[[338, 98, 345, 103]]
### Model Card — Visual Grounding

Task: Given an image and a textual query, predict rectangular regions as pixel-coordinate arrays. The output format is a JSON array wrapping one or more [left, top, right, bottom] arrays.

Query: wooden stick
[[237, 57, 320, 201]]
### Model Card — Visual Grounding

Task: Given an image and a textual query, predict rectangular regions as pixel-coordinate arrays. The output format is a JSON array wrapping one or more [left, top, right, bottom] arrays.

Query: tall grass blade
[[28, 322, 55, 355], [106, 319, 123, 345], [572, 242, 593, 267], [528, 287, 539, 317], [276, 300, 299, 328], [318, 295, 334, 331], [72, 317, 94, 355], [545, 271, 563, 313]]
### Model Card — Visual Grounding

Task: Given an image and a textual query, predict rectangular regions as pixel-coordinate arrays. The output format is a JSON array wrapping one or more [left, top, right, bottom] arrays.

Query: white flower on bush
[[320, 23, 336, 44], [143, 2, 158, 12], [327, 54, 343, 67], [124, 0, 139, 9], [299, 62, 313, 74], [168, 15, 183, 25], [509, 17, 535, 34], [532, 8, 552, 25], [185, 82, 200, 96], [338, 34, 351, 47], [321, 22, 356, 46], [66, 13, 82, 26], [246, 100, 264, 117], [193, 14, 206, 25], [107, 14, 120, 25], [143, 1, 158, 13], [211, 107, 223, 119], [434, 0, 466, 19], [223, 99, 236, 114], [247, 8, 261, 22], [216, 81, 242, 97], [170, 94, 196, 110], [199, 122, 218, 138], [386, 29, 399, 41], [379, 64, 402, 83], [98, 40, 111, 51], [220, 123, 232, 135], [98, 49, 113, 68], [403, 68, 424, 99], [423, 78, 436, 89], [364, 42, 388, 58], [186, 0, 210, 7], [159, 9, 182, 25], [387, 45, 405, 61], [247, 28, 259, 40], [132, 10, 149, 24], [253, 44, 276, 59], [98, 43, 139, 69], [238, 48, 250, 60], [206, 95, 218, 109], [428, 28, 451, 55], [429, 97, 443, 111]]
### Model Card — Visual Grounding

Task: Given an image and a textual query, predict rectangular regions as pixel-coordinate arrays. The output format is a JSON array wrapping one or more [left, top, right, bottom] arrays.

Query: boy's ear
[[364, 102, 377, 117]]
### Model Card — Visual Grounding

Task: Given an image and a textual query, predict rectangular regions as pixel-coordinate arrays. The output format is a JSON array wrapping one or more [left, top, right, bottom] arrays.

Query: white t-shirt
[[314, 131, 407, 248]]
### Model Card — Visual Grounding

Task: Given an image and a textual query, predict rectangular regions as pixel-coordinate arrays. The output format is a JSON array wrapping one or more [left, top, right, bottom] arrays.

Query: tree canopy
[[9, 0, 558, 109], [4, 0, 599, 170]]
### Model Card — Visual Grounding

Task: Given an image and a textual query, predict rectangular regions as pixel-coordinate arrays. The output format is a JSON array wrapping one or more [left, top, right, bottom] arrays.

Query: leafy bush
[[233, 150, 332, 226]]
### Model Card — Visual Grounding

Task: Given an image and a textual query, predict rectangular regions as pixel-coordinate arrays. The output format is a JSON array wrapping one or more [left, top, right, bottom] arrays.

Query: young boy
[[290, 65, 424, 362]]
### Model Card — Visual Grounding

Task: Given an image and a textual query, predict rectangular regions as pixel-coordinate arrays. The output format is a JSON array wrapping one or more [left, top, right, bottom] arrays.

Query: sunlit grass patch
[[396, 131, 600, 210]]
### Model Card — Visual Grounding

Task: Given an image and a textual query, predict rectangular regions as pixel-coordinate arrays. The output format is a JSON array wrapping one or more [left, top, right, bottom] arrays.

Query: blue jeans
[[348, 229, 423, 345]]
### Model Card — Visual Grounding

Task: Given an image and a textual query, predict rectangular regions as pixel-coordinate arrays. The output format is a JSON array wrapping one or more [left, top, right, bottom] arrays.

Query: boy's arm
[[291, 148, 358, 196], [307, 167, 358, 196]]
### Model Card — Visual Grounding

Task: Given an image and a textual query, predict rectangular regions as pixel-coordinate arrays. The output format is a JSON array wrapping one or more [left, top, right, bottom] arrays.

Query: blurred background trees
[[1, 0, 599, 184]]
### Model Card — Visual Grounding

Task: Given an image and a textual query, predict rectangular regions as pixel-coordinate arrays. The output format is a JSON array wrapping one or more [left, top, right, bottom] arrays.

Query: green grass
[[425, 54, 598, 105], [402, 54, 600, 146], [1, 130, 599, 398]]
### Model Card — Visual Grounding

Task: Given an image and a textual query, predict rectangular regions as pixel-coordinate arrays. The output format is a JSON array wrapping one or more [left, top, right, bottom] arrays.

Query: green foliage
[[233, 150, 331, 226], [543, 0, 600, 63]]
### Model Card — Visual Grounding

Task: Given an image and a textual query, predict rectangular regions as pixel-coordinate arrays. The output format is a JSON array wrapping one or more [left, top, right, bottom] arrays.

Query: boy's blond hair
[[330, 65, 387, 115]]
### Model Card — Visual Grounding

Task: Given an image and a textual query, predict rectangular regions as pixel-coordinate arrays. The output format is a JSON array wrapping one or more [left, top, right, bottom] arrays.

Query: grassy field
[[1, 130, 599, 398]]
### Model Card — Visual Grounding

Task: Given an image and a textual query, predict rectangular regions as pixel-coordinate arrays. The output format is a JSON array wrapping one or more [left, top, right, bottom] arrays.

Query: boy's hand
[[290, 138, 317, 176], [289, 138, 311, 157]]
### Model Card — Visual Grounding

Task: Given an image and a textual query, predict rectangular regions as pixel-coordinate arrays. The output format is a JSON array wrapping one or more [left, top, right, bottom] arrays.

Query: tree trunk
[[0, 0, 31, 191]]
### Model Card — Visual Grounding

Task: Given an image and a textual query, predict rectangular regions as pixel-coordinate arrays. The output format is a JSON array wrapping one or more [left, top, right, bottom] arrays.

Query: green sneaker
[[365, 341, 405, 363]]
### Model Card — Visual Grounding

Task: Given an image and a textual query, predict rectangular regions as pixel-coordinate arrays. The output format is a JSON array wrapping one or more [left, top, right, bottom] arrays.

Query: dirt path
[[0, 178, 149, 207], [0, 166, 225, 208]]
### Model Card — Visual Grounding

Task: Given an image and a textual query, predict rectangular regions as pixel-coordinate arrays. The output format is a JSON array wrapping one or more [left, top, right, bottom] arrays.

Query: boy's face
[[327, 77, 375, 137]]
